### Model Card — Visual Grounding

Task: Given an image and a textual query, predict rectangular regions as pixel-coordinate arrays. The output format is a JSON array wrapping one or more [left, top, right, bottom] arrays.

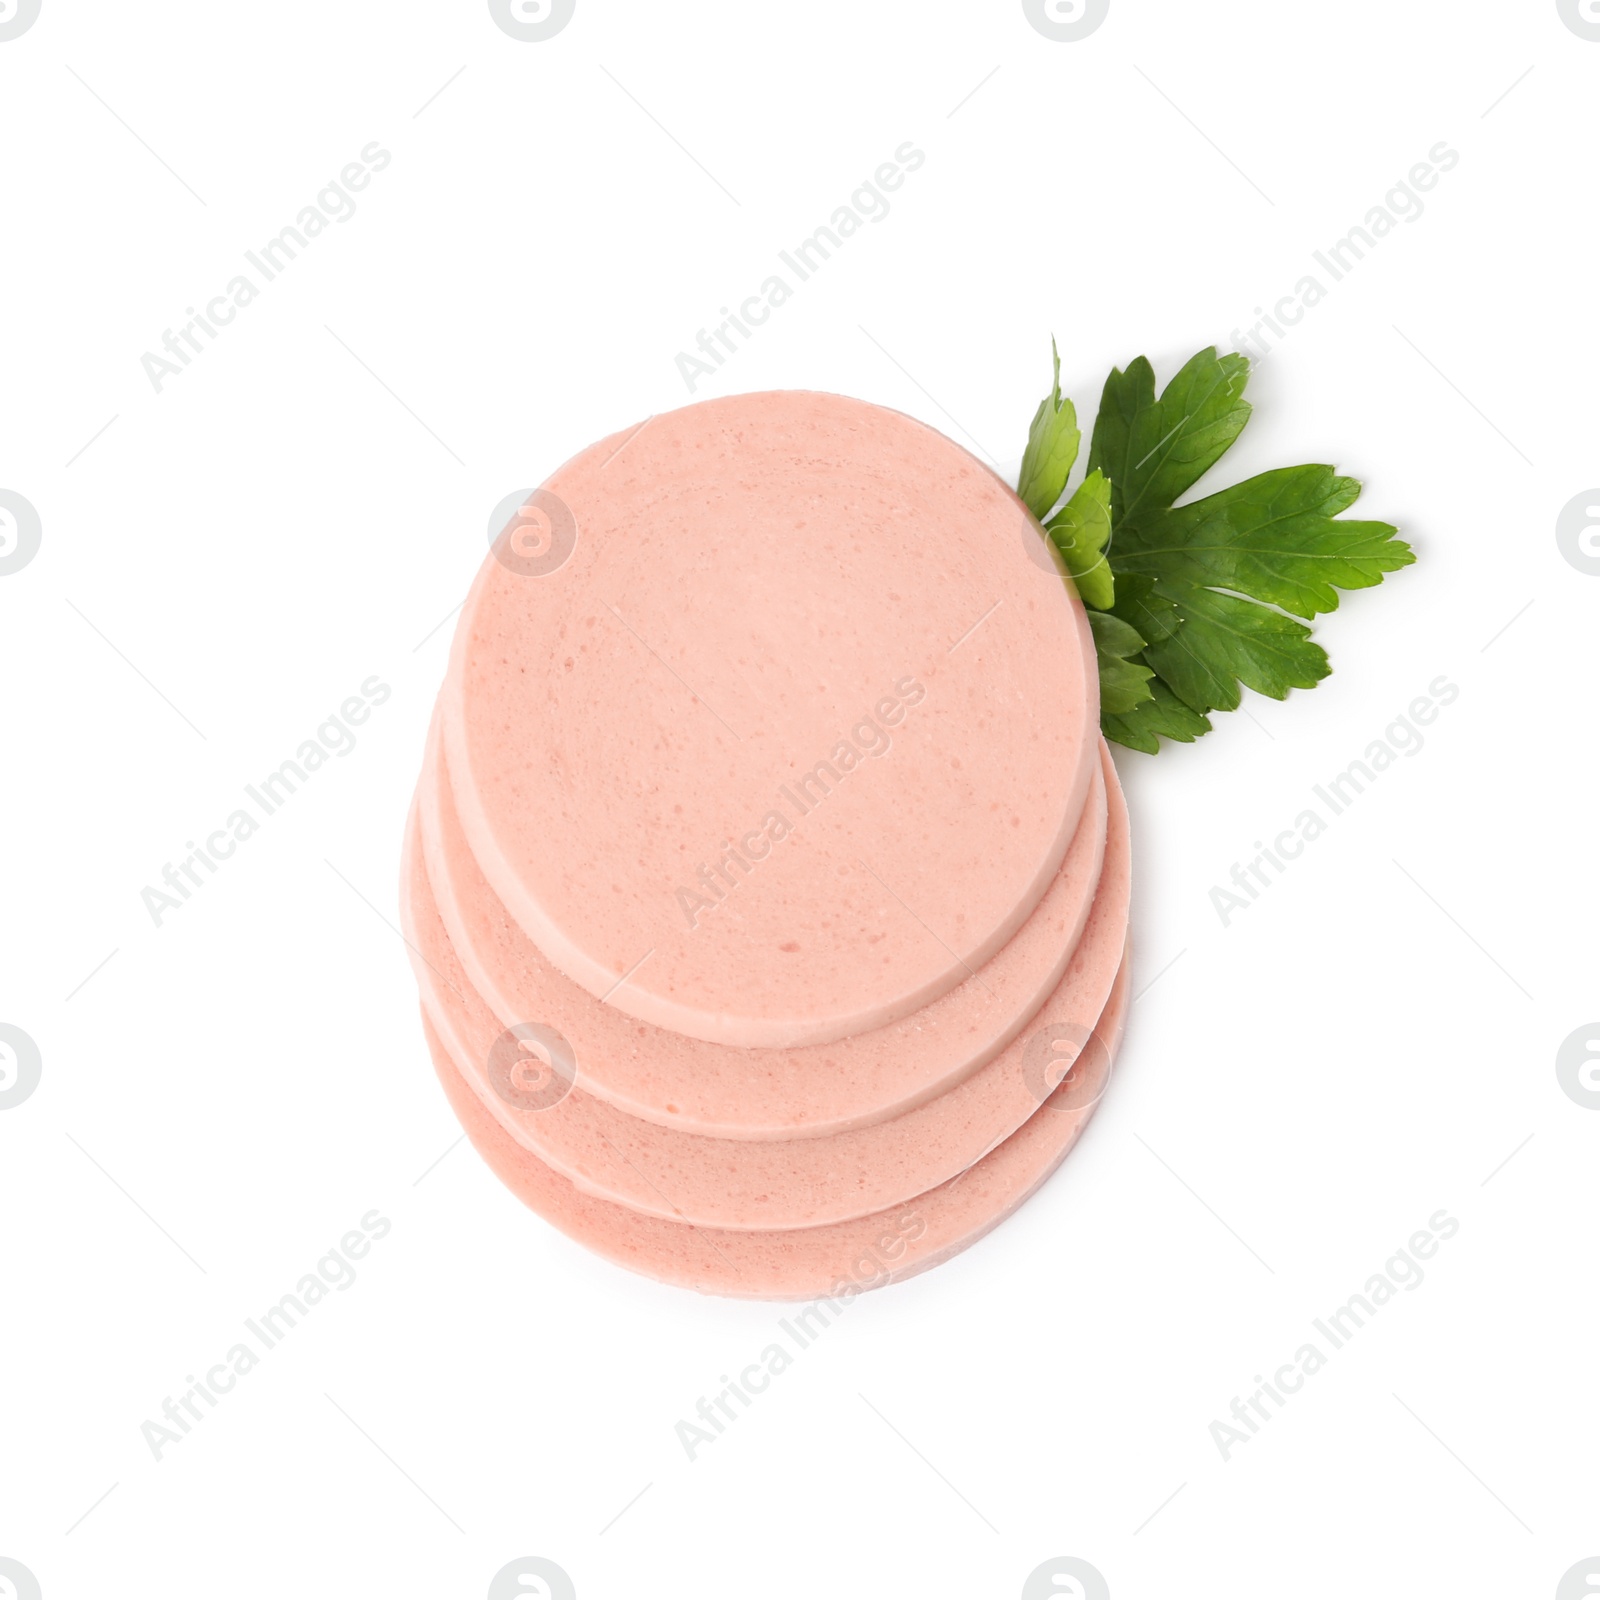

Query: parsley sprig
[[1019, 345, 1414, 753]]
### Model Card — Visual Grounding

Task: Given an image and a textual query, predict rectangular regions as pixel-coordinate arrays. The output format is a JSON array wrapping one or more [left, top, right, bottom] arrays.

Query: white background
[[2, 2, 1597, 1597]]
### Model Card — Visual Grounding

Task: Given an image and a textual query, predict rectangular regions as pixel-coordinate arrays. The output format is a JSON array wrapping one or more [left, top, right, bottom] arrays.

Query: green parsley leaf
[[1046, 469, 1114, 609], [1017, 343, 1413, 751], [1099, 681, 1211, 755], [1087, 347, 1251, 529], [1111, 465, 1414, 619], [1107, 573, 1181, 645], [1017, 338, 1081, 521], [1139, 582, 1329, 713], [1087, 609, 1154, 715], [1079, 347, 1412, 751]]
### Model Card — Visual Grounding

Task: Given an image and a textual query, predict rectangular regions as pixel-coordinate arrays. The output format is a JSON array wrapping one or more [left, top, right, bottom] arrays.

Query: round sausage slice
[[442, 390, 1099, 1048]]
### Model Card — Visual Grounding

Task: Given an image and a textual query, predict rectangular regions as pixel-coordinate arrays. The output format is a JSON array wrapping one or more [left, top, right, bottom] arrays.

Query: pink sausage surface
[[417, 949, 1130, 1300], [442, 391, 1098, 1049], [402, 746, 1128, 1229], [421, 710, 1111, 1139]]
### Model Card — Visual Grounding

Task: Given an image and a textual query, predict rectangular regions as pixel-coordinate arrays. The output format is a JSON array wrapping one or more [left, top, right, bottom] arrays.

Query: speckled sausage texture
[[417, 950, 1129, 1301], [442, 391, 1099, 1048], [421, 709, 1112, 1139], [404, 391, 1132, 1297], [401, 740, 1130, 1231]]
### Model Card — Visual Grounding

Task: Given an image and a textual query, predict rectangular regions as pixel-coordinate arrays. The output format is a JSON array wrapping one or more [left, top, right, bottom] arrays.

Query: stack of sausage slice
[[403, 391, 1131, 1299]]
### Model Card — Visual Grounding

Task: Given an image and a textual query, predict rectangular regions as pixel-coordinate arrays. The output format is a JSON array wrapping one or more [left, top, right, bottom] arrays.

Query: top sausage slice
[[444, 390, 1099, 1048]]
